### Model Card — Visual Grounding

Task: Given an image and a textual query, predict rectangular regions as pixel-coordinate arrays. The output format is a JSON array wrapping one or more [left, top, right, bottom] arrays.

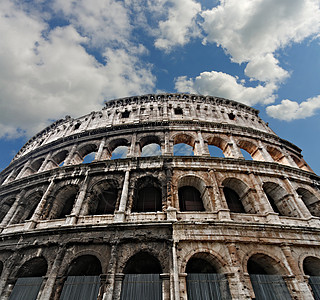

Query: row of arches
[[2, 131, 311, 186], [3, 251, 320, 299], [1, 174, 320, 228]]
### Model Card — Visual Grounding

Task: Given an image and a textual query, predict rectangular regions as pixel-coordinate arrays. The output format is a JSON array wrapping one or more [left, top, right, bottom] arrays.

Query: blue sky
[[0, 0, 320, 173]]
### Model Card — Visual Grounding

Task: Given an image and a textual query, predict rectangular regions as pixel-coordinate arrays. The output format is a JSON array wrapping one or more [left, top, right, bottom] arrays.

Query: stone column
[[196, 131, 210, 156], [228, 136, 243, 159], [283, 177, 312, 219], [95, 138, 106, 161], [257, 141, 273, 162], [163, 101, 168, 121], [0, 252, 20, 298], [66, 173, 90, 225], [2, 169, 15, 185], [0, 190, 26, 228], [114, 170, 130, 222], [164, 132, 171, 155], [171, 240, 180, 300], [37, 247, 66, 299], [38, 151, 53, 172], [24, 177, 56, 230], [64, 144, 77, 166], [226, 243, 252, 299], [102, 244, 118, 300], [127, 133, 137, 158], [16, 161, 32, 179]]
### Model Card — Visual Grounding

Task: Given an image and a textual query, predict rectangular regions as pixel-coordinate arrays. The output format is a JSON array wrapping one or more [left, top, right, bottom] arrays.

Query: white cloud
[[266, 95, 320, 121], [244, 54, 289, 83], [201, 0, 320, 63], [175, 71, 276, 106], [154, 0, 201, 51], [0, 0, 155, 139]]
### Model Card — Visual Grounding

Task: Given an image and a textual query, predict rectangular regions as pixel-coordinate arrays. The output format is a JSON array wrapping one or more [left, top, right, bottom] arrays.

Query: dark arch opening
[[124, 252, 162, 274], [303, 257, 320, 276], [132, 177, 162, 213], [179, 186, 204, 211], [223, 187, 245, 213], [0, 261, 3, 277], [297, 188, 320, 217], [186, 257, 217, 273], [68, 255, 102, 276], [17, 257, 48, 278]]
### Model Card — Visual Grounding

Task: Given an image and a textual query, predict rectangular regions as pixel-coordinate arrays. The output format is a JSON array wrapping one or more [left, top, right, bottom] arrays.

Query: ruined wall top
[[12, 93, 276, 161]]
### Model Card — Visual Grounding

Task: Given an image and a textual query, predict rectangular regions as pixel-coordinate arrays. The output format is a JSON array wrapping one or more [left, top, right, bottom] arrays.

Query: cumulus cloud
[[266, 95, 320, 121], [154, 0, 201, 51], [0, 0, 155, 139], [244, 54, 289, 83], [175, 71, 276, 106], [201, 0, 320, 63]]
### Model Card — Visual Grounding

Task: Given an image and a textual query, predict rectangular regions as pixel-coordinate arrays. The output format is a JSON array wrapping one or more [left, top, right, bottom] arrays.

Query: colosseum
[[0, 93, 320, 300]]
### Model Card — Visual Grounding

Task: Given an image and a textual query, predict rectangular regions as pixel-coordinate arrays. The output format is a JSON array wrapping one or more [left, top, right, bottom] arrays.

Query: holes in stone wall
[[123, 252, 162, 274], [223, 187, 245, 213], [67, 255, 102, 276], [303, 257, 320, 276], [121, 111, 130, 118], [111, 146, 128, 159], [297, 188, 320, 217], [17, 257, 48, 278], [174, 108, 183, 115], [132, 177, 162, 212], [141, 143, 161, 157], [178, 186, 204, 211]]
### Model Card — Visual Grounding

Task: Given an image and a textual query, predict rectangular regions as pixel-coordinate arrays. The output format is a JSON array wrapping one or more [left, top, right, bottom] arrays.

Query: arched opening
[[0, 260, 3, 277], [248, 254, 291, 300], [46, 185, 79, 220], [132, 177, 162, 212], [10, 191, 43, 224], [179, 186, 204, 211], [30, 158, 45, 173], [141, 143, 161, 157], [108, 138, 130, 160], [263, 182, 297, 217], [173, 143, 194, 156], [78, 144, 98, 164], [303, 256, 320, 299], [111, 146, 128, 159], [60, 255, 102, 300], [121, 252, 162, 300], [178, 175, 210, 212], [297, 188, 320, 217], [0, 197, 15, 223], [266, 146, 290, 166], [9, 257, 47, 300], [238, 140, 259, 160], [208, 145, 224, 158], [173, 134, 195, 156], [240, 148, 253, 160], [186, 253, 231, 299], [52, 150, 69, 168], [87, 180, 119, 215], [223, 187, 246, 213]]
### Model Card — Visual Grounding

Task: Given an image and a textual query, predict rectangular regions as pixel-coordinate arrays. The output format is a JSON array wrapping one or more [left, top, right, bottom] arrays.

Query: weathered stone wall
[[0, 94, 319, 299]]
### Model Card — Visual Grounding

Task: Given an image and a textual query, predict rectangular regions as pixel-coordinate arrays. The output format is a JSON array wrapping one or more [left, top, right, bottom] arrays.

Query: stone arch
[[50, 149, 69, 167], [263, 182, 298, 217], [10, 190, 43, 224], [44, 184, 79, 220], [107, 138, 130, 159], [123, 251, 162, 274], [206, 135, 228, 158], [132, 176, 162, 212], [222, 178, 256, 214], [184, 252, 227, 274], [237, 139, 259, 160], [303, 256, 320, 276], [177, 175, 211, 211], [139, 135, 162, 157], [246, 252, 288, 275], [291, 155, 313, 172], [246, 252, 292, 299], [85, 179, 120, 215], [172, 133, 196, 156], [266, 146, 290, 165], [296, 187, 320, 217], [77, 143, 99, 164], [184, 251, 232, 299], [59, 254, 103, 300], [0, 196, 15, 223], [23, 157, 45, 177], [15, 256, 48, 278]]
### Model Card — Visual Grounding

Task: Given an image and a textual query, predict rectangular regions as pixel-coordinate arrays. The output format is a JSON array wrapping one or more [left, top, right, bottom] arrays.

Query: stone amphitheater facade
[[0, 93, 320, 300]]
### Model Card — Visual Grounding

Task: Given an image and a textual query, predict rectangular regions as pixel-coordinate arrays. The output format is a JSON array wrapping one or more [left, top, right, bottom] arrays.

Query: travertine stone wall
[[0, 94, 319, 299]]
